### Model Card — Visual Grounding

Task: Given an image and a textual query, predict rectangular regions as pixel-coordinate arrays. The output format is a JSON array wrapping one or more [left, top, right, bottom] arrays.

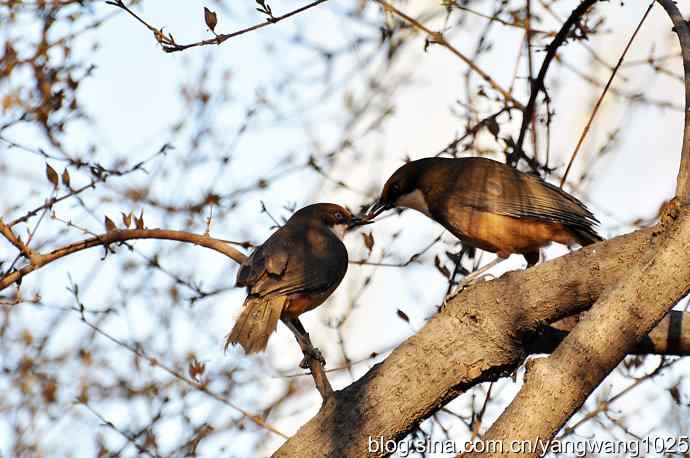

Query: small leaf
[[46, 163, 59, 188], [121, 211, 132, 228], [361, 232, 374, 252], [104, 216, 116, 232], [434, 255, 451, 278], [486, 117, 500, 139], [188, 357, 206, 381], [61, 168, 71, 187], [396, 309, 409, 322], [204, 7, 217, 32], [669, 385, 682, 405]]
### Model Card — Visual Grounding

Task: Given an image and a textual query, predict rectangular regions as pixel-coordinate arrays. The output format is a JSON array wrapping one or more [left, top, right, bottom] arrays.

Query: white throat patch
[[329, 223, 348, 240], [396, 189, 431, 216]]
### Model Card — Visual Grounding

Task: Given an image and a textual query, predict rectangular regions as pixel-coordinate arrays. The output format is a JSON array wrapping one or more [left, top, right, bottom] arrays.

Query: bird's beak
[[346, 215, 373, 231], [367, 199, 391, 219]]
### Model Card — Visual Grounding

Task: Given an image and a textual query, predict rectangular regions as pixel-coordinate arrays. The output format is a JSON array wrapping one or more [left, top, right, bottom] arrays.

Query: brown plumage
[[370, 157, 601, 266], [227, 203, 363, 356]]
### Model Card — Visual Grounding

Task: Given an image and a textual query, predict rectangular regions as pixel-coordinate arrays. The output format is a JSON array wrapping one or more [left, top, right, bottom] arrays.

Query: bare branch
[[512, 0, 597, 168], [372, 0, 525, 110], [0, 228, 248, 291], [0, 219, 36, 263], [560, 2, 653, 187], [106, 0, 329, 53], [656, 0, 690, 202]]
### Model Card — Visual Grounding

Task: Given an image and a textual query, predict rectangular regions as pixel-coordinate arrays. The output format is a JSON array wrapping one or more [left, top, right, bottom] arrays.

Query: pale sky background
[[1, 0, 690, 456]]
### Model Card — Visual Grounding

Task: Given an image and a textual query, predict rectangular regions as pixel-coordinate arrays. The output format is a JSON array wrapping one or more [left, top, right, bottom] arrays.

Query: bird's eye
[[390, 183, 400, 194], [334, 211, 344, 222]]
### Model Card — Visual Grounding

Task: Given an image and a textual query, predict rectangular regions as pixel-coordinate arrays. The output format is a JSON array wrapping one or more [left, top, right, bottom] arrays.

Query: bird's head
[[293, 203, 369, 239], [369, 160, 427, 218]]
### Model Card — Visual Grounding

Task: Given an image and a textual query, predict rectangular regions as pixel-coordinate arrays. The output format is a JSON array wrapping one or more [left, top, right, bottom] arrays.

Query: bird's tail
[[568, 225, 603, 246], [225, 296, 286, 354]]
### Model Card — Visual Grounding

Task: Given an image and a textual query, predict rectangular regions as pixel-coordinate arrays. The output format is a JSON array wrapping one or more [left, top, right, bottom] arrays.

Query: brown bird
[[226, 203, 365, 367], [369, 157, 601, 276]]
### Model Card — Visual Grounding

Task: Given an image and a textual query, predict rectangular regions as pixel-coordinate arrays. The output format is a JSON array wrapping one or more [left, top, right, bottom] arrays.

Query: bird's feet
[[299, 346, 326, 369]]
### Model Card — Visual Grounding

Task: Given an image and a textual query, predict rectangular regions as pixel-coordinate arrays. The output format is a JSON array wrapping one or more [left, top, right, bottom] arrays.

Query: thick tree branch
[[274, 225, 664, 457], [465, 207, 690, 458], [530, 310, 690, 356]]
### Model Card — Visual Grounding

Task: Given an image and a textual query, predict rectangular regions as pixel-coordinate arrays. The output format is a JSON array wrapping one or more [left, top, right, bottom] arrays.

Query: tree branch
[[560, 2, 654, 187], [373, 0, 525, 110], [512, 0, 598, 168], [464, 207, 690, 458], [0, 228, 248, 292], [273, 224, 668, 457], [0, 226, 335, 399], [106, 0, 329, 53], [530, 311, 690, 356], [656, 0, 690, 202]]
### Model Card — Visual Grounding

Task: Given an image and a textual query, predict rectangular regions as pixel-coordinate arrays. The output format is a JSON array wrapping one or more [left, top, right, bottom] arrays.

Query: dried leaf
[[434, 255, 451, 278], [396, 309, 409, 322], [104, 215, 116, 232], [203, 7, 217, 32], [188, 357, 206, 381], [362, 232, 374, 252], [77, 383, 89, 403], [486, 117, 500, 139], [41, 378, 57, 404], [61, 168, 71, 187], [121, 211, 132, 228], [669, 385, 682, 405], [45, 163, 59, 188], [135, 209, 145, 229]]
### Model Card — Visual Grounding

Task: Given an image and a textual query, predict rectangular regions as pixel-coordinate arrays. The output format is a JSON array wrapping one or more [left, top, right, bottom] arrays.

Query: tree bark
[[463, 208, 690, 457], [274, 225, 669, 457]]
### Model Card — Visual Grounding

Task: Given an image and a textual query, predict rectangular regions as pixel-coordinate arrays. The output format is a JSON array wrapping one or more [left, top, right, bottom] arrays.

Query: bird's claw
[[299, 346, 325, 369]]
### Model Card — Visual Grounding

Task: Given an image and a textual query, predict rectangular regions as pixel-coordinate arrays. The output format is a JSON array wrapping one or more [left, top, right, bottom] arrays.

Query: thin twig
[[107, 0, 329, 53], [78, 312, 287, 439], [656, 0, 690, 203], [373, 0, 524, 110], [512, 0, 598, 167], [560, 2, 654, 188]]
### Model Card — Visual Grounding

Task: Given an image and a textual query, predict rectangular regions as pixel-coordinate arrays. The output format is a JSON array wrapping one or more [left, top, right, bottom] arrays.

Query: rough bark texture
[[274, 227, 659, 457], [464, 208, 690, 457]]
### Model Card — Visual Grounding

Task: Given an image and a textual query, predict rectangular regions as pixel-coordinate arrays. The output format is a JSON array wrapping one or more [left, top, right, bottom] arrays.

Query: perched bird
[[369, 157, 601, 275], [226, 203, 365, 367]]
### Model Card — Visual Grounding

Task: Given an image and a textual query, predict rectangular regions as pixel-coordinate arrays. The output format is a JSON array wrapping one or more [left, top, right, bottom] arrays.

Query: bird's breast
[[396, 189, 432, 217]]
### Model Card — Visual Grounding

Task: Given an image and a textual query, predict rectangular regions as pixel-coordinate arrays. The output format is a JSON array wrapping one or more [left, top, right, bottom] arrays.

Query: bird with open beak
[[226, 203, 367, 367], [369, 157, 601, 286]]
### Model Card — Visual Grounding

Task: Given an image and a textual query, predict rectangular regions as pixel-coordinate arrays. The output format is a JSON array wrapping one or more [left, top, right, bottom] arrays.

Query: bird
[[368, 157, 602, 286], [226, 203, 366, 368]]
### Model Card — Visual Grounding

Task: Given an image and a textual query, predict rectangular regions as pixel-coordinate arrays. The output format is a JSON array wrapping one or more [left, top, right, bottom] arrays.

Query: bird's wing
[[235, 230, 289, 288], [452, 158, 599, 228], [238, 225, 348, 298]]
